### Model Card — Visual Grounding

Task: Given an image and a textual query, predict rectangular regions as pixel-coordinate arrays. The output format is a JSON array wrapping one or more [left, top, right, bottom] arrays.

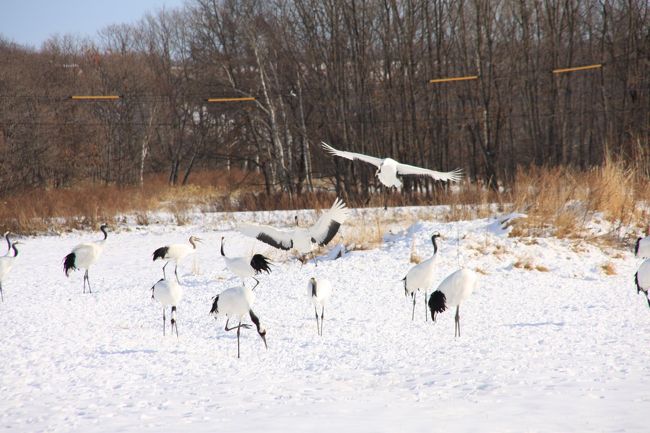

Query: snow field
[[1, 209, 649, 432]]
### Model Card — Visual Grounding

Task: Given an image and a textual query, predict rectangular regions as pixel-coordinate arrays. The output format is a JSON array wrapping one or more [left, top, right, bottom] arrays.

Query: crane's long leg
[[314, 306, 319, 335], [424, 290, 428, 322], [237, 320, 241, 358], [383, 186, 388, 211], [162, 262, 168, 279], [455, 305, 461, 338], [411, 293, 416, 321], [0, 282, 3, 302], [84, 270, 92, 294], [174, 264, 180, 284], [162, 308, 166, 336], [320, 306, 325, 336], [171, 306, 178, 338], [252, 277, 259, 291]]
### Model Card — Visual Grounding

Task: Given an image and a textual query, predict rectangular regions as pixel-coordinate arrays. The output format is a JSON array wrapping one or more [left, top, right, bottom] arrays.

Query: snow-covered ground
[[1, 206, 648, 432]]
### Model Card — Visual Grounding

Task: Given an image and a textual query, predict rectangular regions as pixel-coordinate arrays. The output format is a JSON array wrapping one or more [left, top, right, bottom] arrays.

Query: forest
[[0, 0, 648, 203]]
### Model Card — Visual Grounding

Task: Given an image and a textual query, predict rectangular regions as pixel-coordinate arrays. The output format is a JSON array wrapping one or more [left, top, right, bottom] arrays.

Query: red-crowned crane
[[210, 285, 267, 358], [403, 233, 441, 321], [151, 278, 183, 337], [321, 142, 462, 208], [0, 241, 22, 301], [152, 235, 202, 283], [237, 198, 349, 265], [428, 268, 478, 337], [308, 276, 332, 336], [63, 224, 108, 294], [220, 236, 271, 290]]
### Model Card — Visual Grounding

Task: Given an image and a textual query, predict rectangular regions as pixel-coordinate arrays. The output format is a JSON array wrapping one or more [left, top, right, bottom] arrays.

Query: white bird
[[63, 224, 108, 294], [210, 285, 267, 358], [220, 236, 271, 289], [151, 278, 183, 337], [152, 235, 202, 283], [321, 142, 462, 208], [635, 235, 650, 258], [237, 197, 349, 265], [0, 241, 22, 302], [635, 259, 650, 308], [308, 277, 332, 336], [428, 268, 478, 337], [402, 233, 440, 321]]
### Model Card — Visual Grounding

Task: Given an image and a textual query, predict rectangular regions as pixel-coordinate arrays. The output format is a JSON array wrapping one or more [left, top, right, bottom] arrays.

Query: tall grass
[[1, 161, 648, 242]]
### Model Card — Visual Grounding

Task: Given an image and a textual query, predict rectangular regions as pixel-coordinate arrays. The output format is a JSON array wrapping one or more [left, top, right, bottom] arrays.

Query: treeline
[[0, 0, 648, 200]]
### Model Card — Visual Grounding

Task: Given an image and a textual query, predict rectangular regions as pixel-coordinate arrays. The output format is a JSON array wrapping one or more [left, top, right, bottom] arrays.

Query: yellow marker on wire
[[70, 95, 120, 100], [429, 75, 478, 84], [207, 97, 256, 103], [552, 64, 602, 74]]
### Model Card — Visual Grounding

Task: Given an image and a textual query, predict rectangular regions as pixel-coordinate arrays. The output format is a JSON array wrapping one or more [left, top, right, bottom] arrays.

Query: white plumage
[[237, 198, 349, 263], [210, 285, 267, 358], [63, 224, 108, 294], [403, 233, 440, 321], [321, 142, 463, 188], [635, 259, 650, 308], [0, 241, 21, 302], [152, 235, 202, 283], [636, 236, 650, 258], [220, 237, 272, 289], [428, 268, 478, 337], [308, 277, 332, 336], [151, 278, 183, 337]]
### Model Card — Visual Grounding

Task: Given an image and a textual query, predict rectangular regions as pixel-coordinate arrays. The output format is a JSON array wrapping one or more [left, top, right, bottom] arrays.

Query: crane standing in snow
[[635, 259, 650, 308], [210, 285, 267, 358], [428, 268, 478, 337], [308, 277, 332, 336], [63, 224, 109, 294], [152, 235, 202, 283], [237, 198, 349, 265], [320, 142, 462, 208], [403, 233, 441, 321], [151, 278, 183, 337], [220, 236, 272, 290], [0, 241, 22, 302]]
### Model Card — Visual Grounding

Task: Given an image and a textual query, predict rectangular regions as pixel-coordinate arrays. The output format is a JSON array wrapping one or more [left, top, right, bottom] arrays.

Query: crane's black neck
[[4, 232, 10, 251], [11, 243, 19, 257], [220, 238, 225, 256], [100, 225, 108, 240], [431, 235, 439, 254]]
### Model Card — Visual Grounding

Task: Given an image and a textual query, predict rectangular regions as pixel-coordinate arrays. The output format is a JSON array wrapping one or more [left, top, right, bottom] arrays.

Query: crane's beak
[[259, 330, 268, 350]]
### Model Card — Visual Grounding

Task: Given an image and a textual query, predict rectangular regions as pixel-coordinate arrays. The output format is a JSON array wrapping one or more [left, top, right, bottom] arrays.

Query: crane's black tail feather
[[63, 253, 77, 277], [250, 254, 272, 274], [152, 247, 169, 261]]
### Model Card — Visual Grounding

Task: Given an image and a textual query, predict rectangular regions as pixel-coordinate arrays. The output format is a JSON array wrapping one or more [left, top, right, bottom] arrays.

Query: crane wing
[[320, 142, 383, 168], [237, 223, 294, 251], [395, 163, 463, 182], [308, 197, 350, 246]]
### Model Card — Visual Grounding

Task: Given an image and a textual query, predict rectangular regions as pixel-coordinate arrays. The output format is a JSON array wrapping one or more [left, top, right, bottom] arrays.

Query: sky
[[0, 0, 186, 49]]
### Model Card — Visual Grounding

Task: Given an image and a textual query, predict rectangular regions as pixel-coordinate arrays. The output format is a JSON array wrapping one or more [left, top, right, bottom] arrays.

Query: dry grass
[[601, 262, 617, 276], [0, 157, 648, 242], [508, 155, 648, 242], [409, 237, 422, 264], [513, 258, 549, 272], [342, 214, 386, 251]]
